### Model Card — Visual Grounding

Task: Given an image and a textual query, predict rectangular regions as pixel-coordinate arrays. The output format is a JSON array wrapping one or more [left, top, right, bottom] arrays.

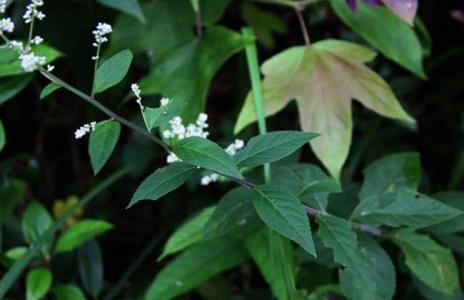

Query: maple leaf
[[235, 40, 415, 179]]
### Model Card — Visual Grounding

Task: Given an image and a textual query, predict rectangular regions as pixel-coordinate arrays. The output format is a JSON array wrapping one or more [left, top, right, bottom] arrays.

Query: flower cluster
[[0, 0, 6, 14], [19, 52, 46, 72], [131, 83, 142, 107], [23, 0, 45, 24], [0, 17, 13, 33], [91, 22, 112, 60], [74, 122, 96, 139]]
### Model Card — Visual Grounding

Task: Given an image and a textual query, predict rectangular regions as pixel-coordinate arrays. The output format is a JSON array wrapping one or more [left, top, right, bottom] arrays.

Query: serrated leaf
[[144, 237, 248, 300], [88, 120, 121, 174], [128, 162, 196, 208], [78, 240, 103, 299], [339, 235, 396, 300], [352, 188, 462, 229], [22, 201, 54, 250], [317, 215, 376, 296], [234, 131, 318, 168], [328, 0, 424, 77], [97, 0, 145, 22], [246, 230, 296, 300], [94, 49, 132, 94], [0, 75, 32, 105], [360, 152, 421, 200], [203, 187, 256, 240], [55, 220, 113, 253], [140, 26, 245, 121], [159, 206, 215, 260], [39, 82, 61, 100], [143, 99, 186, 130], [26, 268, 52, 300], [235, 39, 414, 179], [0, 44, 62, 77], [273, 164, 341, 210], [172, 137, 243, 179], [252, 185, 315, 256], [390, 229, 459, 295], [426, 191, 464, 234], [53, 284, 86, 300]]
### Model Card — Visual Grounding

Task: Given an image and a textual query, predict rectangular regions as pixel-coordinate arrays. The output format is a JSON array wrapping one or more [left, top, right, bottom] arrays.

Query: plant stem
[[295, 6, 311, 46], [38, 68, 170, 152], [195, 6, 203, 38], [91, 42, 101, 98]]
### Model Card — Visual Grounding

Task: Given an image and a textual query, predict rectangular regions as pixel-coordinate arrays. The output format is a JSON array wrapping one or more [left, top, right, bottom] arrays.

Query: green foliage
[[26, 268, 53, 300], [97, 0, 145, 22], [94, 50, 133, 94], [252, 185, 315, 256], [55, 220, 113, 253], [144, 238, 248, 300], [143, 99, 186, 130], [78, 240, 103, 299], [328, 0, 425, 77], [39, 82, 61, 100], [235, 39, 414, 178], [0, 179, 27, 222], [53, 284, 86, 300], [88, 120, 121, 174], [159, 206, 215, 260], [21, 201, 54, 252], [0, 119, 4, 152], [172, 136, 243, 179], [390, 229, 459, 295], [128, 162, 197, 207], [0, 75, 32, 105], [234, 131, 318, 168]]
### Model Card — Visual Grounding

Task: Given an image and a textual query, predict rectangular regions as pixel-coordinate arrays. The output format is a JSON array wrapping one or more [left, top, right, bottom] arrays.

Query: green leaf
[[252, 185, 315, 256], [128, 162, 196, 208], [328, 0, 425, 78], [240, 3, 287, 49], [55, 220, 113, 253], [21, 201, 54, 248], [88, 120, 121, 174], [339, 235, 396, 300], [0, 179, 27, 222], [272, 164, 340, 210], [53, 284, 86, 300], [316, 215, 377, 298], [1, 247, 28, 268], [0, 75, 32, 105], [203, 187, 256, 240], [39, 82, 61, 100], [159, 206, 215, 260], [144, 237, 248, 300], [143, 99, 186, 130], [234, 131, 318, 168], [78, 240, 103, 299], [140, 26, 246, 121], [235, 40, 414, 178], [190, 0, 199, 12], [26, 268, 52, 300], [426, 191, 464, 234], [94, 49, 133, 94], [246, 230, 296, 300], [172, 137, 243, 179], [352, 188, 462, 229], [360, 152, 421, 200], [0, 119, 4, 152], [0, 44, 62, 77], [390, 229, 459, 295], [97, 0, 145, 22]]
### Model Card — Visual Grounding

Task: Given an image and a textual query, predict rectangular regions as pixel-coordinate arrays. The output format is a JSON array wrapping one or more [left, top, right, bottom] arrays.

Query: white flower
[[23, 0, 45, 24], [201, 173, 219, 186], [167, 153, 180, 163], [92, 22, 112, 46], [19, 52, 46, 72], [46, 64, 54, 72], [0, 0, 7, 14], [8, 40, 24, 51], [160, 98, 170, 107], [131, 83, 141, 99], [74, 122, 96, 139], [31, 35, 43, 45], [0, 18, 14, 33], [225, 139, 244, 156]]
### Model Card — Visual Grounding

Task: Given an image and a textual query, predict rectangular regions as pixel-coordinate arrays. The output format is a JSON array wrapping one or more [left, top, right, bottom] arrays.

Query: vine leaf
[[235, 39, 415, 179], [390, 229, 459, 295]]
